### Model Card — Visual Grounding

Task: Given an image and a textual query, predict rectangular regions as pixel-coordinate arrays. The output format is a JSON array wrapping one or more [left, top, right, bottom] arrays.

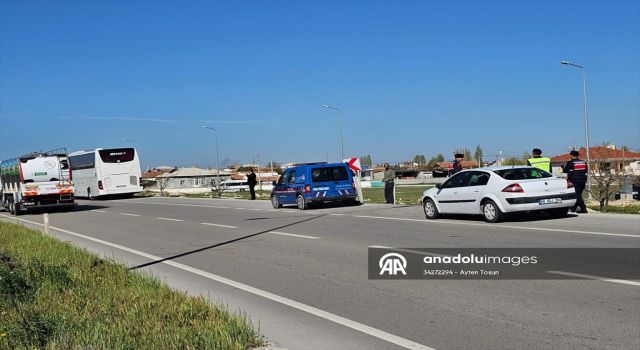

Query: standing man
[[247, 168, 257, 200], [449, 153, 464, 176], [563, 150, 588, 213], [527, 148, 551, 172], [382, 163, 396, 204]]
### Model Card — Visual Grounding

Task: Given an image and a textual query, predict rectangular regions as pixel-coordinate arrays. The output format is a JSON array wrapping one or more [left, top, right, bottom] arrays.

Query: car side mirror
[[272, 181, 277, 186], [435, 183, 441, 189]]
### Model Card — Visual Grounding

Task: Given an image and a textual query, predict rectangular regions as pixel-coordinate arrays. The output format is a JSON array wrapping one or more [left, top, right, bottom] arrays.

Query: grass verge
[[0, 221, 264, 350], [362, 185, 434, 205]]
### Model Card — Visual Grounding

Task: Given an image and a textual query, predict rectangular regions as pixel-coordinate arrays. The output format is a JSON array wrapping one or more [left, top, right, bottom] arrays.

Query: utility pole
[[256, 154, 262, 191]]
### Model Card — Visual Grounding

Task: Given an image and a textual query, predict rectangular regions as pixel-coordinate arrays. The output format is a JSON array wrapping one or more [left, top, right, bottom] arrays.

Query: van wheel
[[296, 195, 306, 210], [423, 198, 440, 219], [482, 200, 504, 223], [271, 195, 282, 209]]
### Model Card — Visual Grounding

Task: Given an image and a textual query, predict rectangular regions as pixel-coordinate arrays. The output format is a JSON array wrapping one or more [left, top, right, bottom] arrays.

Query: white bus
[[69, 147, 142, 198]]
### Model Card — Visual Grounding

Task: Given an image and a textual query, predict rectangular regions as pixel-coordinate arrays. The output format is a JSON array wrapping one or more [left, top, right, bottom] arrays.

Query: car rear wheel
[[482, 200, 503, 223], [296, 195, 306, 210], [549, 207, 569, 218], [423, 198, 440, 219], [271, 195, 282, 209]]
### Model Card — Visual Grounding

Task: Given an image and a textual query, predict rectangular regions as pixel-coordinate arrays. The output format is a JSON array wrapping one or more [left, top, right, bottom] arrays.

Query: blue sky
[[1, 0, 638, 168]]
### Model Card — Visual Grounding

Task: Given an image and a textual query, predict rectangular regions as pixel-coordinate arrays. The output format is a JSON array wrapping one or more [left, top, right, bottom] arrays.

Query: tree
[[588, 149, 626, 212], [156, 175, 169, 196], [436, 153, 444, 162], [474, 145, 483, 164], [413, 154, 426, 164], [360, 155, 372, 167], [502, 157, 526, 166]]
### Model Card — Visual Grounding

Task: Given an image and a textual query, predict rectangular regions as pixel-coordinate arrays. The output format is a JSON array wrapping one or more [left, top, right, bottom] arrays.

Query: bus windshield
[[99, 148, 135, 163]]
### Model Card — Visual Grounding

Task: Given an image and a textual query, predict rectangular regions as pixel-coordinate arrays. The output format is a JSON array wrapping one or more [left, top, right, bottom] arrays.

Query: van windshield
[[311, 166, 349, 182]]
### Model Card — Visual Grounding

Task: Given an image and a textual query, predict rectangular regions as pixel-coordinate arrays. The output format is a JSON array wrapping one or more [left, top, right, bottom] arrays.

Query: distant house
[[551, 146, 640, 174], [158, 167, 231, 191]]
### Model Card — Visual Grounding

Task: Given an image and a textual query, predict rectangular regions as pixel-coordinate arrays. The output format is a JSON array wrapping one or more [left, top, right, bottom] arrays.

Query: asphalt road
[[2, 197, 639, 350]]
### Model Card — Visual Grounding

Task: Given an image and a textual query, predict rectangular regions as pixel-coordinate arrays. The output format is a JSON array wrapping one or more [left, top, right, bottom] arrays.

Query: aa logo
[[379, 253, 407, 275]]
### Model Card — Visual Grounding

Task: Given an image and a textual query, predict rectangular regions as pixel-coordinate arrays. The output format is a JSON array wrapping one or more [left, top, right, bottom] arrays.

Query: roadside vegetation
[[0, 221, 264, 350]]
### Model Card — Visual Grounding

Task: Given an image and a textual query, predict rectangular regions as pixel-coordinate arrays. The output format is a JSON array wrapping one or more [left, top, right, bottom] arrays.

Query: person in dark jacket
[[448, 154, 464, 176], [247, 168, 257, 200], [563, 150, 588, 213], [382, 163, 396, 204]]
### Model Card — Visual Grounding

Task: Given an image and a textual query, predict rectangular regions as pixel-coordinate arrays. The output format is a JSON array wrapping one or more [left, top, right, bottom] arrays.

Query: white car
[[421, 166, 577, 223]]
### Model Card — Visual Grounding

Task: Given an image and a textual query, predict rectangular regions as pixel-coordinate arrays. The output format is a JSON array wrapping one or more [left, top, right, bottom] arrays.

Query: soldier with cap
[[563, 150, 588, 213], [448, 153, 464, 176], [527, 148, 551, 172]]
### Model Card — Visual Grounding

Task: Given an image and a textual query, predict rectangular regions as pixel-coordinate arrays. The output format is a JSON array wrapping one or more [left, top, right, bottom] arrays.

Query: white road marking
[[91, 210, 106, 213], [369, 246, 449, 257], [1, 214, 435, 350], [547, 271, 640, 286], [329, 213, 345, 216], [353, 215, 640, 238], [250, 208, 263, 211], [200, 222, 238, 229], [234, 207, 246, 210], [119, 213, 140, 217], [157, 217, 184, 222], [269, 231, 319, 240]]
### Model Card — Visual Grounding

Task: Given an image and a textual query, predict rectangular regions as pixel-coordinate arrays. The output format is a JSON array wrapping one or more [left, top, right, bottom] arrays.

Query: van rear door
[[310, 165, 354, 198]]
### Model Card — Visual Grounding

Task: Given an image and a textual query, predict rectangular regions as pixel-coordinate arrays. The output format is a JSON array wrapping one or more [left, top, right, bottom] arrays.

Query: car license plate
[[538, 198, 562, 205]]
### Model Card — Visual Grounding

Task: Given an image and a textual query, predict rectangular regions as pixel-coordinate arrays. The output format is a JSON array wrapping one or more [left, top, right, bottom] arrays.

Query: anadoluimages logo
[[379, 253, 407, 275]]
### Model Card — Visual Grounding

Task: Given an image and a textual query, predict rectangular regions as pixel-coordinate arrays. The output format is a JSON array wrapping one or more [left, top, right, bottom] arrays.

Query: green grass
[[587, 204, 640, 214], [362, 185, 434, 205], [0, 221, 264, 350]]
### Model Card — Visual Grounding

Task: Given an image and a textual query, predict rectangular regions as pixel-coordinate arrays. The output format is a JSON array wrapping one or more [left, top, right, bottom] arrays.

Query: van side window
[[288, 171, 297, 184]]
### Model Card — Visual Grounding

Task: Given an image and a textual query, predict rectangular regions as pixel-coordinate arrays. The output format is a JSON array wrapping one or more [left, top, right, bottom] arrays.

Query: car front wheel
[[423, 198, 440, 220], [271, 195, 282, 209], [482, 200, 504, 223]]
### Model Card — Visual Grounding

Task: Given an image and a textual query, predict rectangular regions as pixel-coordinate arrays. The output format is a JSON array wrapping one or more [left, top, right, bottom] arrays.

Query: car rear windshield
[[493, 168, 552, 180], [99, 148, 135, 163], [311, 166, 349, 182]]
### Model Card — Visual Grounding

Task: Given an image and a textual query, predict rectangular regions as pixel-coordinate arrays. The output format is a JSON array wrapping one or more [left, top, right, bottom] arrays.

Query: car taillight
[[502, 183, 524, 193], [98, 180, 103, 190], [304, 185, 311, 193], [567, 180, 574, 188]]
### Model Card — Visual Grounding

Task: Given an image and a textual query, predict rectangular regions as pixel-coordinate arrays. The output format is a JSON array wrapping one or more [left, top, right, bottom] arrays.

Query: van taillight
[[304, 185, 311, 193], [98, 180, 103, 190], [567, 180, 574, 189], [502, 183, 524, 193]]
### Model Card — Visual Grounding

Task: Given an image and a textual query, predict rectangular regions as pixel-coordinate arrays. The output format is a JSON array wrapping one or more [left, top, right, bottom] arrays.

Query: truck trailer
[[0, 149, 76, 215]]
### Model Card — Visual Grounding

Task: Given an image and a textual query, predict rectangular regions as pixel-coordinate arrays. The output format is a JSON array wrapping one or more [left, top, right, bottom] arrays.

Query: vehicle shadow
[[442, 212, 580, 223]]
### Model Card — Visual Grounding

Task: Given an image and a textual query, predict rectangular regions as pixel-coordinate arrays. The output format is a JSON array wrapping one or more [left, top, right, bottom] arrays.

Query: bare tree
[[207, 176, 223, 198], [588, 149, 625, 212], [156, 175, 169, 196]]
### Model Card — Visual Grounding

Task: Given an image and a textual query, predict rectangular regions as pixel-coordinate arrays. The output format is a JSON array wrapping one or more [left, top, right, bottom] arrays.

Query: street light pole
[[321, 104, 344, 161], [202, 126, 221, 195], [561, 60, 592, 199]]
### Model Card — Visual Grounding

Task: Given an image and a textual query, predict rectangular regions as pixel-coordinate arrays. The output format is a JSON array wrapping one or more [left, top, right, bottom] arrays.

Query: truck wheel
[[8, 199, 15, 215], [296, 194, 306, 210]]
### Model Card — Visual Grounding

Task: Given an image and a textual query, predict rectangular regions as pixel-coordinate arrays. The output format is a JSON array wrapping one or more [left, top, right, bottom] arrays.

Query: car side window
[[278, 171, 288, 185], [441, 172, 470, 188], [467, 172, 490, 186], [288, 171, 297, 185]]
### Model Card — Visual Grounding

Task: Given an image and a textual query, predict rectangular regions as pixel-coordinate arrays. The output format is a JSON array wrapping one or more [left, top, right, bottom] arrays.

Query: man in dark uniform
[[563, 150, 588, 213], [448, 153, 464, 176], [247, 168, 257, 200]]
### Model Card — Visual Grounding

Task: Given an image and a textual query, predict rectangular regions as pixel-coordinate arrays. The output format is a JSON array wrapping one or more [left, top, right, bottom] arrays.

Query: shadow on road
[[128, 213, 329, 270]]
